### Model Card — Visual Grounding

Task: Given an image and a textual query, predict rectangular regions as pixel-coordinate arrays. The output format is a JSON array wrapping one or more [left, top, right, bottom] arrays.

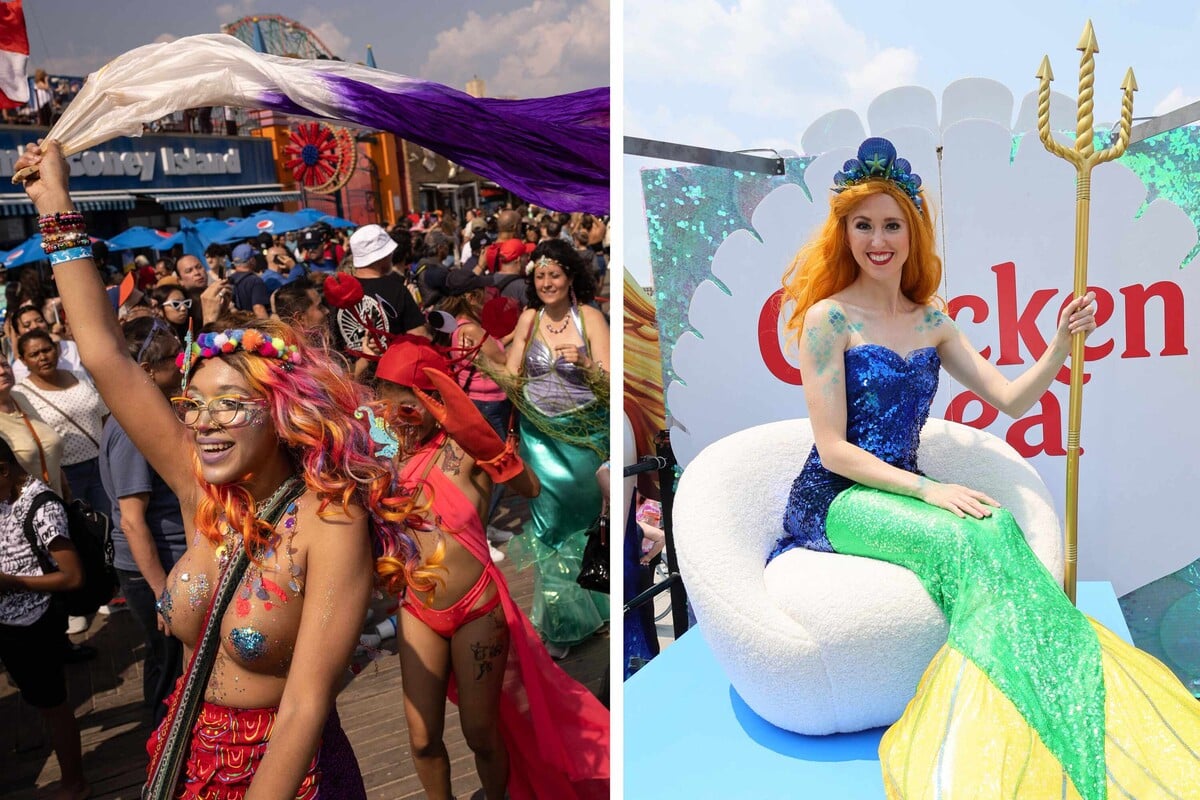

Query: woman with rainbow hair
[[14, 141, 430, 799], [778, 136, 1200, 797]]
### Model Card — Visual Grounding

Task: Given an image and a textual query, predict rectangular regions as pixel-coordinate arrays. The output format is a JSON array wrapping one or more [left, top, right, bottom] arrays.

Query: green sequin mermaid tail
[[507, 414, 609, 648], [826, 485, 1200, 799]]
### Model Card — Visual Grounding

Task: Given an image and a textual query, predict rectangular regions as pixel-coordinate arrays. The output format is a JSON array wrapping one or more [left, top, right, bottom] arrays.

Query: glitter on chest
[[229, 627, 269, 661], [187, 573, 210, 609], [157, 587, 175, 625]]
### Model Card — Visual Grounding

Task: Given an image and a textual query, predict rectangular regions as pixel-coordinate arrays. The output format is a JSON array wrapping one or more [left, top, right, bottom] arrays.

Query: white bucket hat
[[349, 224, 398, 267]]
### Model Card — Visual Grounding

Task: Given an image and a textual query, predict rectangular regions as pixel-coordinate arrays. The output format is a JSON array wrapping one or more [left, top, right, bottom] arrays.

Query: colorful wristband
[[48, 245, 93, 265]]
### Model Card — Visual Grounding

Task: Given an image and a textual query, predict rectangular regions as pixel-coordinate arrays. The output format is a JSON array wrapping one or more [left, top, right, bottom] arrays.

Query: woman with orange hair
[[778, 137, 1200, 797], [15, 141, 425, 799]]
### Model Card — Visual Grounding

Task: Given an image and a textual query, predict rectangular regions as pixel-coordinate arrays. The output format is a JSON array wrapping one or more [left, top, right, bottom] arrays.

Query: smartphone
[[213, 263, 225, 280]]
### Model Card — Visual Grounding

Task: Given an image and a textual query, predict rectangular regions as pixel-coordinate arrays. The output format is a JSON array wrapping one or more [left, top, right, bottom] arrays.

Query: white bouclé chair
[[672, 418, 1063, 735]]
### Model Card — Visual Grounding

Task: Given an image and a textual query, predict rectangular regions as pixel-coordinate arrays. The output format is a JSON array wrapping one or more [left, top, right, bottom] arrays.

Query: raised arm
[[14, 141, 195, 500], [936, 293, 1097, 418], [800, 300, 997, 519]]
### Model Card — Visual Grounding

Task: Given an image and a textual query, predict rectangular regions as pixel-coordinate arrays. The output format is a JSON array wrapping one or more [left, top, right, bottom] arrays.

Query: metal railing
[[623, 430, 689, 641]]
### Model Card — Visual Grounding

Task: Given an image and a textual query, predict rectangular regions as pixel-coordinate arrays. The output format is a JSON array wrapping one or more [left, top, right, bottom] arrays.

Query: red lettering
[[992, 261, 1057, 366], [759, 289, 803, 385], [1121, 282, 1188, 358], [944, 391, 999, 430], [945, 390, 1080, 459], [947, 294, 991, 361], [1006, 391, 1068, 457], [754, 271, 1189, 388]]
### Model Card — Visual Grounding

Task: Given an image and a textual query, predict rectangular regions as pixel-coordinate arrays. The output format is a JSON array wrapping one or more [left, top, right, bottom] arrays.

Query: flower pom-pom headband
[[832, 137, 924, 214], [176, 328, 302, 390]]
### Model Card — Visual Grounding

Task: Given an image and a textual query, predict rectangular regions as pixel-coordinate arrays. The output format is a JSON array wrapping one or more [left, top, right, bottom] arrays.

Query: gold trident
[[1036, 19, 1136, 605]]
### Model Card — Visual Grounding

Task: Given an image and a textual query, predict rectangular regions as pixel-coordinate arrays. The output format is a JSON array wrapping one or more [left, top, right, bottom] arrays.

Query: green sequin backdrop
[[638, 126, 1200, 695]]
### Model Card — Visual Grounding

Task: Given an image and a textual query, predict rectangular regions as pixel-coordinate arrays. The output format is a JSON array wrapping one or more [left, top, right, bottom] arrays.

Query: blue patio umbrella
[[366, 45, 377, 69], [319, 214, 357, 229], [4, 234, 45, 268], [293, 208, 325, 225], [191, 218, 235, 240], [212, 210, 308, 244], [107, 226, 175, 251], [158, 218, 209, 262]]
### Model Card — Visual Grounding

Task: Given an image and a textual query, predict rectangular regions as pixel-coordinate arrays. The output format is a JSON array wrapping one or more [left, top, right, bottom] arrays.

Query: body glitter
[[229, 627, 269, 662]]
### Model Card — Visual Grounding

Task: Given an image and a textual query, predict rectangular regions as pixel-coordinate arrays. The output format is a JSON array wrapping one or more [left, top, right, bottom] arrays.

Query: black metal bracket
[[625, 136, 786, 176]]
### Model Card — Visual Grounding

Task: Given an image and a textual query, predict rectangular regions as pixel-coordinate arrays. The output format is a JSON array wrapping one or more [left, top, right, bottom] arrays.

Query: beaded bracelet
[[48, 245, 93, 265], [37, 211, 85, 235], [41, 233, 91, 252], [42, 238, 91, 255], [41, 229, 89, 242], [44, 241, 91, 255]]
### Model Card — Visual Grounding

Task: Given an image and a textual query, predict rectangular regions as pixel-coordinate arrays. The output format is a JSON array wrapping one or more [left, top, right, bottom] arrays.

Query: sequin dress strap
[[570, 304, 588, 354]]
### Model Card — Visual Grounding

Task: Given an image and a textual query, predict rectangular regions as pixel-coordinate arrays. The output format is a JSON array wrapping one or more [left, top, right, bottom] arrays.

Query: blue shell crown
[[832, 137, 924, 214]]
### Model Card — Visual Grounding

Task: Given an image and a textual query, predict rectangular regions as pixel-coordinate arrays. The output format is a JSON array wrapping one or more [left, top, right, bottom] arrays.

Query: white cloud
[[215, 1, 259, 23], [627, 105, 746, 153], [298, 17, 352, 59], [1152, 86, 1200, 117], [152, 33, 178, 44], [845, 48, 920, 96], [626, 0, 919, 151], [422, 0, 609, 96]]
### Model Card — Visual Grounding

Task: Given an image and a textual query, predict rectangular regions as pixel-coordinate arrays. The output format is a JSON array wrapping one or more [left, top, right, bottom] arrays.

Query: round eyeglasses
[[169, 395, 268, 427]]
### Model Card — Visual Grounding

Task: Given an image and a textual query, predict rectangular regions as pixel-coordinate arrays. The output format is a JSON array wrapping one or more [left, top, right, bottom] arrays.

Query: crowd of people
[[0, 69, 246, 136], [0, 140, 611, 800]]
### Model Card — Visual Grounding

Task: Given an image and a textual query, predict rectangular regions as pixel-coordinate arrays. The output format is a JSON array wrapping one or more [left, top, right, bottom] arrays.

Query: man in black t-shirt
[[337, 224, 428, 352], [227, 243, 270, 319]]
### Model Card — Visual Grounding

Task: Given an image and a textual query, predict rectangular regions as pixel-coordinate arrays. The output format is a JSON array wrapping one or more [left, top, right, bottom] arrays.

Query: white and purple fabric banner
[[38, 34, 608, 213]]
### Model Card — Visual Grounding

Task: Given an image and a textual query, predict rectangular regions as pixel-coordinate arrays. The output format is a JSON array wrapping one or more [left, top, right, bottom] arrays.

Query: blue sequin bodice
[[772, 344, 940, 560]]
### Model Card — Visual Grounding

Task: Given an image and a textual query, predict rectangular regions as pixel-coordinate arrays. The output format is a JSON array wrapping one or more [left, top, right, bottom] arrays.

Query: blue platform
[[624, 581, 1131, 799]]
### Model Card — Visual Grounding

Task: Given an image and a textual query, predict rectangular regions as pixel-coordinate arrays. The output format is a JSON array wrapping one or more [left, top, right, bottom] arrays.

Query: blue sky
[[624, 0, 1200, 282], [21, 0, 608, 98]]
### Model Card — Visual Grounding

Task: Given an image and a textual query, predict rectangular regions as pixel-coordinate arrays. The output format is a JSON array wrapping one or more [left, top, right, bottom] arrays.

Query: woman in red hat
[[371, 338, 609, 800]]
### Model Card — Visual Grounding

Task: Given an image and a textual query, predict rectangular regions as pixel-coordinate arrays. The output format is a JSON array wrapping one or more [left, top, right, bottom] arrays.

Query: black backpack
[[22, 490, 117, 617]]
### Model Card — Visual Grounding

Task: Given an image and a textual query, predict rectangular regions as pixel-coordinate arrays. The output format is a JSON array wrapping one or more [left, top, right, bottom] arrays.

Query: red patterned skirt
[[145, 695, 365, 799]]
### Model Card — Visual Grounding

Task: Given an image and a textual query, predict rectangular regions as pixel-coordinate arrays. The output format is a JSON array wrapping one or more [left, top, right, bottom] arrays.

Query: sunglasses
[[162, 298, 192, 312], [135, 317, 177, 364]]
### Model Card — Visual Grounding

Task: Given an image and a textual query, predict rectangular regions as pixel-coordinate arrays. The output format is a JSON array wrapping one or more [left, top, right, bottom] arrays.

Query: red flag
[[0, 0, 30, 110]]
